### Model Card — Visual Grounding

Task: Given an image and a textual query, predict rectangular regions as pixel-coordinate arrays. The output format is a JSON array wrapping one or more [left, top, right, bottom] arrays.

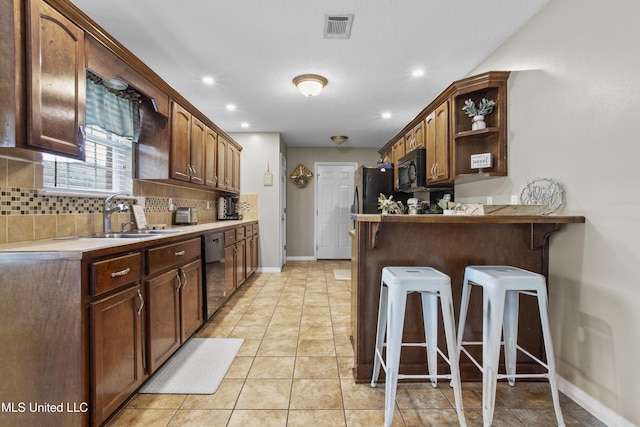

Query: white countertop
[[0, 219, 254, 259]]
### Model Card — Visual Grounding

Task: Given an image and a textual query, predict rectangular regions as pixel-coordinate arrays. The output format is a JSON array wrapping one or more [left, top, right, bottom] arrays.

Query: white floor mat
[[139, 338, 243, 394]]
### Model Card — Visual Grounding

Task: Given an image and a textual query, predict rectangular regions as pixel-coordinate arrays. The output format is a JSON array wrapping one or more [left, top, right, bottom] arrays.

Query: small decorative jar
[[472, 115, 486, 131]]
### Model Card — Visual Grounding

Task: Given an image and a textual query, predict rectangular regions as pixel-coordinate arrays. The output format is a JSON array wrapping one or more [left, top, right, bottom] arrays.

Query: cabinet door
[[27, 0, 85, 159], [204, 127, 218, 187], [146, 269, 181, 373], [433, 101, 450, 182], [189, 116, 205, 185], [232, 146, 241, 193], [413, 121, 425, 149], [236, 239, 246, 286], [170, 102, 191, 182], [392, 137, 405, 190], [250, 234, 259, 274], [425, 101, 450, 184], [90, 285, 145, 426], [226, 140, 234, 191], [216, 136, 227, 190], [179, 259, 203, 341], [224, 244, 236, 296]]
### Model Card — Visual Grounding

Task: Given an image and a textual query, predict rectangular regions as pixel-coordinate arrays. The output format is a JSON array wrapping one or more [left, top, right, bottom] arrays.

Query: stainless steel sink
[[86, 232, 157, 239], [85, 229, 185, 238]]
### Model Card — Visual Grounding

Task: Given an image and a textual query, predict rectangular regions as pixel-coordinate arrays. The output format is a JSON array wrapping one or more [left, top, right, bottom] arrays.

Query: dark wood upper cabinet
[[26, 0, 86, 159], [204, 126, 218, 187], [189, 116, 206, 185], [169, 101, 192, 182]]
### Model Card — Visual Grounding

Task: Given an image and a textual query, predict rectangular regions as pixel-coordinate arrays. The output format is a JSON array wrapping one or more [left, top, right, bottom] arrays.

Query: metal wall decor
[[290, 164, 313, 188], [520, 177, 563, 214]]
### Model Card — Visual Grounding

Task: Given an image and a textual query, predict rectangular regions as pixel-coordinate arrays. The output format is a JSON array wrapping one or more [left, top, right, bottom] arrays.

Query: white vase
[[472, 115, 486, 131]]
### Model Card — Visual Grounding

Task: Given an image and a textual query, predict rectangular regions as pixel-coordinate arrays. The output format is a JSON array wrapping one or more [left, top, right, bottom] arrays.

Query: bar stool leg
[[456, 273, 472, 352], [537, 289, 566, 427], [371, 283, 389, 388], [503, 290, 520, 387], [440, 288, 467, 427], [384, 286, 407, 427], [421, 291, 439, 388], [482, 287, 506, 427]]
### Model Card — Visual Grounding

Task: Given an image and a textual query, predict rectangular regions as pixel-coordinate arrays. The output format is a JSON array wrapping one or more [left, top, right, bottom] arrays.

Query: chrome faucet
[[103, 194, 130, 233]]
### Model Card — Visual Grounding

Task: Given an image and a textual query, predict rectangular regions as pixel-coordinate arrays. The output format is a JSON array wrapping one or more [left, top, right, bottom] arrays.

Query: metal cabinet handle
[[175, 250, 186, 257], [175, 270, 182, 291], [180, 269, 188, 290], [136, 289, 144, 316], [111, 267, 131, 278]]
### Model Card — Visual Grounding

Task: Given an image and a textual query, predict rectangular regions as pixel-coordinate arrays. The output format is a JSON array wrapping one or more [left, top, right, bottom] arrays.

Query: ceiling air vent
[[324, 14, 354, 39]]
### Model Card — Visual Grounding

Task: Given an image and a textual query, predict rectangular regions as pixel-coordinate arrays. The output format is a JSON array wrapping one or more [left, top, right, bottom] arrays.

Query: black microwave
[[397, 147, 427, 192]]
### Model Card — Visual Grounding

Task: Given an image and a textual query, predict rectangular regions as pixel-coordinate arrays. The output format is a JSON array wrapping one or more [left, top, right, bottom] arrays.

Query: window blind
[[43, 126, 133, 195]]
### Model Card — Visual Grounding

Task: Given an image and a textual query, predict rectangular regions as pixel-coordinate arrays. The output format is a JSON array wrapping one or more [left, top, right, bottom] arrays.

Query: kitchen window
[[42, 72, 140, 196], [42, 126, 133, 195]]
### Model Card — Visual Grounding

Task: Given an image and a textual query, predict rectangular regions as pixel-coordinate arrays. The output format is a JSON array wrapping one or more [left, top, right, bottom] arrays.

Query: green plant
[[377, 193, 397, 213], [462, 98, 496, 117]]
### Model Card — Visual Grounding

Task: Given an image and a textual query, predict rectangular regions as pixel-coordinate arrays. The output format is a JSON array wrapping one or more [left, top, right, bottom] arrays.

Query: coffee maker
[[217, 196, 240, 220]]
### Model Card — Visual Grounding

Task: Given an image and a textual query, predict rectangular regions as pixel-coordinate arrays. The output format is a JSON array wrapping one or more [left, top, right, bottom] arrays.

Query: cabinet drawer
[[244, 225, 253, 237], [236, 226, 245, 240], [224, 229, 236, 246], [91, 252, 142, 296], [147, 238, 201, 276]]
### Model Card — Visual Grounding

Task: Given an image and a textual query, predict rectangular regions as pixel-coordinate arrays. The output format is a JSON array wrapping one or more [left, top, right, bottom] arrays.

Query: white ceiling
[[70, 0, 549, 149]]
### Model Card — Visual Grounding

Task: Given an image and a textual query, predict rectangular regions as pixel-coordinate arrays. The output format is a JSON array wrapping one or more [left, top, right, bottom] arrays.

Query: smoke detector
[[324, 14, 354, 39]]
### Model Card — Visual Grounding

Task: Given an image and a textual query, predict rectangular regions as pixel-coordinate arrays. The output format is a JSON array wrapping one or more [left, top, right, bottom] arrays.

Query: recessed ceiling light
[[202, 76, 214, 85], [241, 122, 249, 128], [382, 112, 392, 119], [226, 104, 236, 111], [412, 69, 424, 78]]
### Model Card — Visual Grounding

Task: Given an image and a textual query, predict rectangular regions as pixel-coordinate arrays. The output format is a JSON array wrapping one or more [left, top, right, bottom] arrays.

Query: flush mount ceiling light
[[330, 135, 348, 145], [292, 74, 328, 97]]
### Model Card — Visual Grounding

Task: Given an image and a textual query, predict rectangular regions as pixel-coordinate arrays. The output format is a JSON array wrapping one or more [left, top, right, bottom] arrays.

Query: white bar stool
[[371, 266, 466, 427], [457, 266, 565, 427]]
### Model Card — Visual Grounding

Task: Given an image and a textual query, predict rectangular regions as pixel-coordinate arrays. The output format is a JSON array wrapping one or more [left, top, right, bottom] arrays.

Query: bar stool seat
[[457, 266, 565, 427], [371, 266, 466, 427]]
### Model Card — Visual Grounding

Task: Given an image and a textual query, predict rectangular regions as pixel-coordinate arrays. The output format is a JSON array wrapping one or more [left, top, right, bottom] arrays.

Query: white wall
[[232, 132, 284, 272], [455, 0, 640, 424]]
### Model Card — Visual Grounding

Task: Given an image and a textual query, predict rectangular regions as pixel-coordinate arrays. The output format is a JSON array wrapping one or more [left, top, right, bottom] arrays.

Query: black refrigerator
[[352, 166, 410, 214]]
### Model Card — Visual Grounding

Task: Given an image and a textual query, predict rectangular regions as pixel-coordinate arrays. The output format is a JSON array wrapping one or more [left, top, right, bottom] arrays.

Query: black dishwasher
[[202, 232, 224, 320]]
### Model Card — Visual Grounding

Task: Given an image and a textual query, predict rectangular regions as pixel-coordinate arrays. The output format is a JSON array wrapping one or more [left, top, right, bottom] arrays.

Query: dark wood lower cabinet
[[0, 223, 255, 426], [146, 269, 181, 374], [179, 259, 203, 342], [90, 285, 146, 427]]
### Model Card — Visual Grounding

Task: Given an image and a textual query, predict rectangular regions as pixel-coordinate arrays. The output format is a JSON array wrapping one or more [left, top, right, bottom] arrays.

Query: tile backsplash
[[0, 157, 257, 244]]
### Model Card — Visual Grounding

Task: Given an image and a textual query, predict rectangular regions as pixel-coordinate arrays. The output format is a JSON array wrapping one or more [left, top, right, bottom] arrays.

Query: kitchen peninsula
[[349, 212, 585, 382]]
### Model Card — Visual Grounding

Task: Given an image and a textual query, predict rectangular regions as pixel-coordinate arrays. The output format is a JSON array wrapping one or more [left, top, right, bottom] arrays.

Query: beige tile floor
[[106, 260, 605, 427]]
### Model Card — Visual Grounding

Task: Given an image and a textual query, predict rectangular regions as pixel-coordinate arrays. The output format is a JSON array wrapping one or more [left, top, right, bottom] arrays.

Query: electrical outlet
[[168, 198, 174, 211], [486, 196, 493, 204], [511, 195, 519, 204]]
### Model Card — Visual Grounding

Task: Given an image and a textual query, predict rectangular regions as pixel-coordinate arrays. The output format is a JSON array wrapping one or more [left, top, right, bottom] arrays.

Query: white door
[[316, 162, 357, 259], [280, 153, 287, 267]]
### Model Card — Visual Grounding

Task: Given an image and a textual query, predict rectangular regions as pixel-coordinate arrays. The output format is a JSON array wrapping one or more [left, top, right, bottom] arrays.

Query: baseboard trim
[[557, 376, 634, 427], [286, 256, 317, 261], [256, 267, 281, 273]]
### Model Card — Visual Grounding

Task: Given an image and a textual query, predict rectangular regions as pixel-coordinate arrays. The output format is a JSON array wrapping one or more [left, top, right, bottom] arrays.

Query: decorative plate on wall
[[290, 164, 313, 188]]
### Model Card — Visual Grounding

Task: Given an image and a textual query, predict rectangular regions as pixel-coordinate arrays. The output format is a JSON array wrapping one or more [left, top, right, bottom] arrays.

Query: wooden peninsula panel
[[350, 214, 585, 382]]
